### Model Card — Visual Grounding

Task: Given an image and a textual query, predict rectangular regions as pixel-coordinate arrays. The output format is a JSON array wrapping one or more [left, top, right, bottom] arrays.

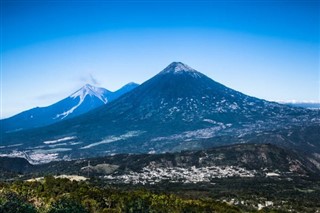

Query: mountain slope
[[1, 62, 318, 162], [1, 144, 319, 180], [1, 83, 138, 133]]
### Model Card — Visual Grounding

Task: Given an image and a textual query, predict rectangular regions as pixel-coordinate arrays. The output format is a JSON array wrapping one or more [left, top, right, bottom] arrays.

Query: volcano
[[1, 83, 138, 133], [1, 62, 318, 162]]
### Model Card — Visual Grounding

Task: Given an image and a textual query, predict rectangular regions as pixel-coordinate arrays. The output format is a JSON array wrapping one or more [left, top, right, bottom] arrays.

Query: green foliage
[[2, 176, 319, 212], [0, 177, 242, 213], [48, 197, 89, 213], [0, 191, 37, 213]]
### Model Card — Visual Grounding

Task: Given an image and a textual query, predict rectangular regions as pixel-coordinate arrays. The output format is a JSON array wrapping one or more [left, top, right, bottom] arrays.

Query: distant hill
[[0, 156, 33, 179], [284, 102, 320, 110], [1, 143, 319, 181]]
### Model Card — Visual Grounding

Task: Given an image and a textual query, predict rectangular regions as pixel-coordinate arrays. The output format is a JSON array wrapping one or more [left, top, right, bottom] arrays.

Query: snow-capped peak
[[70, 84, 109, 104], [160, 62, 201, 77], [56, 84, 110, 120]]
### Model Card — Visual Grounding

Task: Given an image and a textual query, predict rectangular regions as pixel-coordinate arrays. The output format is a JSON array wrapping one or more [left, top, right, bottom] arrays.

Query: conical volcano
[[93, 62, 302, 127], [2, 62, 317, 162]]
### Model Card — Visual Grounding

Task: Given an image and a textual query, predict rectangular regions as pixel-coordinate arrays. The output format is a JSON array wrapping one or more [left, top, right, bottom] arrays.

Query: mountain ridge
[[0, 82, 139, 133], [1, 143, 319, 180], [1, 62, 318, 163]]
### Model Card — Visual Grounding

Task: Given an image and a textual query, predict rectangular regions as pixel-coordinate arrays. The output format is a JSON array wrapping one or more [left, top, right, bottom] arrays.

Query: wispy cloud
[[79, 74, 100, 86]]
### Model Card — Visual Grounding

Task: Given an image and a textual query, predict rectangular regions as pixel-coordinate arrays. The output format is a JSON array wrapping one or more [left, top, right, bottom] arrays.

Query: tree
[[0, 191, 37, 213], [48, 197, 89, 213]]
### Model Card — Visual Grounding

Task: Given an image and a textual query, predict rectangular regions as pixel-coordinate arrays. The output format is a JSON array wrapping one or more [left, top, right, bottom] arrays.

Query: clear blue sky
[[1, 0, 319, 118]]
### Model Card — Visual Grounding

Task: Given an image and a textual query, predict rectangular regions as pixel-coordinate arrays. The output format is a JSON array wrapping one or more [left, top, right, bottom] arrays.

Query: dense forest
[[1, 175, 319, 212], [0, 176, 243, 213]]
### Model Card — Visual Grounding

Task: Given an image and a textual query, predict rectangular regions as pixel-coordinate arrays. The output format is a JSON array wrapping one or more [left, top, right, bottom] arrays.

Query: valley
[[1, 143, 320, 212]]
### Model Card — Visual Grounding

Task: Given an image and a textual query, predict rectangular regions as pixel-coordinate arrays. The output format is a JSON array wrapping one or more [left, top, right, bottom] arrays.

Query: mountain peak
[[70, 84, 109, 104], [164, 62, 195, 72], [125, 82, 139, 86], [1, 82, 139, 132], [83, 84, 94, 89], [77, 84, 97, 94], [160, 62, 201, 77]]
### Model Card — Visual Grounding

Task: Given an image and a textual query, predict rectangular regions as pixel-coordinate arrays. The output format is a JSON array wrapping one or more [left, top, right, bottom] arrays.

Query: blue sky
[[1, 0, 319, 118]]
